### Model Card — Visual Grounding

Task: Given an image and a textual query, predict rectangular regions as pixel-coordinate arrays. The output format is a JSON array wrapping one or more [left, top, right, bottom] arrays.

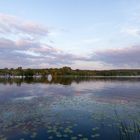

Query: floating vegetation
[[48, 136, 53, 139], [91, 134, 100, 138], [78, 134, 83, 137], [30, 132, 37, 138], [92, 127, 99, 131], [71, 136, 77, 140], [0, 79, 140, 140], [80, 138, 88, 140]]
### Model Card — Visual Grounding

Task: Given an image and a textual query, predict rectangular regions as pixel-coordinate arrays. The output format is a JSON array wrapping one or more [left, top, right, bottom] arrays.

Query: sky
[[0, 0, 140, 70]]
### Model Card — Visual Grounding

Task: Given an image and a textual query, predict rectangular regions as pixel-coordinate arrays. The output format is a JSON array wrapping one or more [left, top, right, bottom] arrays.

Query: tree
[[24, 69, 34, 77]]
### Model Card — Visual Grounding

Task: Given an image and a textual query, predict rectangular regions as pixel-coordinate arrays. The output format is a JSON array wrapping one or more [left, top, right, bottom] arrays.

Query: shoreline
[[1, 75, 140, 78]]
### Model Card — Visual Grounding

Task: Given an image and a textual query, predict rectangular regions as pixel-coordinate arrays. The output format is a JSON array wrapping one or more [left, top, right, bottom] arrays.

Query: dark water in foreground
[[0, 77, 140, 140]]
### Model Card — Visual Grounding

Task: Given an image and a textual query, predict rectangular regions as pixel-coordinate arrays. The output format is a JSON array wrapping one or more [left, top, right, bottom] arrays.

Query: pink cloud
[[0, 13, 49, 38]]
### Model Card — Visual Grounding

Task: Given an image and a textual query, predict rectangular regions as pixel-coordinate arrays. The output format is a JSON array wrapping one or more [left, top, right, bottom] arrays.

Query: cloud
[[0, 37, 89, 68], [93, 45, 140, 68], [0, 13, 91, 68], [1, 13, 139, 69], [121, 27, 140, 37], [0, 13, 49, 39], [0, 13, 90, 68]]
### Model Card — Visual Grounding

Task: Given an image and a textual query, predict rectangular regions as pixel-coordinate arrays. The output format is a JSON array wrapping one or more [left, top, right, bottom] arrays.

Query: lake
[[0, 77, 140, 140]]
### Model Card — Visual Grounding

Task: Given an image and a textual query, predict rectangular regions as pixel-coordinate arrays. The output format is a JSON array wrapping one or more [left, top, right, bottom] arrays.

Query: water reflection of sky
[[0, 79, 140, 105], [0, 78, 140, 140]]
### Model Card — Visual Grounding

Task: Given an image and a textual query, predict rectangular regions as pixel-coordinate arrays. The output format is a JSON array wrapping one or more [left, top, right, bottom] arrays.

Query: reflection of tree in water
[[0, 77, 88, 86], [0, 77, 140, 86]]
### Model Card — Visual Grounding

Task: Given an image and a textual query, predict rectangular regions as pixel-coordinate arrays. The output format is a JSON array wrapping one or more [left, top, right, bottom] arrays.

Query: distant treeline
[[0, 67, 140, 77]]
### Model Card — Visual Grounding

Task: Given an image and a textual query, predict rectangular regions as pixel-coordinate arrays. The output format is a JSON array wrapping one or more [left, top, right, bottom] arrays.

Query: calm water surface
[[0, 78, 140, 140]]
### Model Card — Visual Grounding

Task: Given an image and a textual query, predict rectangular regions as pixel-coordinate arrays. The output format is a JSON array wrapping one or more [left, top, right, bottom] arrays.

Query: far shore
[[1, 75, 140, 78], [1, 67, 140, 78]]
